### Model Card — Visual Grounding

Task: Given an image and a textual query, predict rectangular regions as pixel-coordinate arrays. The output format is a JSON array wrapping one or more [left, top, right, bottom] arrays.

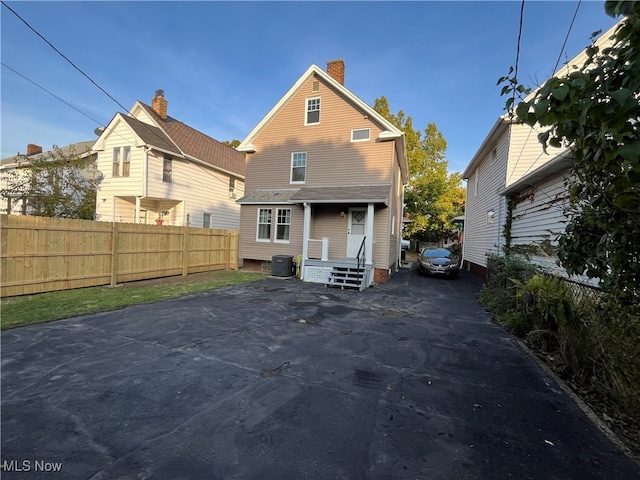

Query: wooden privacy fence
[[0, 214, 239, 297]]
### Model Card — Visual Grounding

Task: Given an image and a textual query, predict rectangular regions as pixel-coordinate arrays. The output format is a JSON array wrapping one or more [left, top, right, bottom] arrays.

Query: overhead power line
[[506, 0, 583, 185], [1, 0, 130, 113], [1, 62, 105, 126]]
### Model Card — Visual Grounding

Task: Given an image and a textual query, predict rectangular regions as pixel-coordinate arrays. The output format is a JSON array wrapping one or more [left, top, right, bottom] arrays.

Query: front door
[[347, 208, 366, 258]]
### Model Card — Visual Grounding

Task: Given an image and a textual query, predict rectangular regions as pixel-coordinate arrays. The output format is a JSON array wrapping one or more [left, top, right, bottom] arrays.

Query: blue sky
[[1, 1, 619, 174]]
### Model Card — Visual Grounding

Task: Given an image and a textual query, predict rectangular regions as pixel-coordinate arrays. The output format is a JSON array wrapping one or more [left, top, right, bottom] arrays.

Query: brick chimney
[[327, 59, 345, 85], [152, 89, 167, 119], [27, 144, 42, 156]]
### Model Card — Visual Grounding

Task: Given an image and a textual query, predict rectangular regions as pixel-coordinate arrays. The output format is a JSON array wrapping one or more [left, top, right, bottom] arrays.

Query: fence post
[[110, 222, 119, 286], [182, 225, 189, 277]]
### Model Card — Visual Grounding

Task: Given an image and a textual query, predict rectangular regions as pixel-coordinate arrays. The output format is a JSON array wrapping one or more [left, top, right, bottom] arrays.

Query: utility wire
[[506, 0, 582, 185], [1, 1, 130, 113], [511, 0, 526, 112], [1, 62, 106, 127]]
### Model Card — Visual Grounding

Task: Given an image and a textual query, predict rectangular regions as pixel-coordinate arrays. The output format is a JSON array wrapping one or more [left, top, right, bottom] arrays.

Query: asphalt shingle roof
[[236, 189, 299, 204], [290, 185, 390, 204], [140, 103, 246, 177]]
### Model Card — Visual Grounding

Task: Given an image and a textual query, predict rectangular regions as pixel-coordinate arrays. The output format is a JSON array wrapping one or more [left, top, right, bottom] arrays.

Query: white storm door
[[347, 208, 367, 258]]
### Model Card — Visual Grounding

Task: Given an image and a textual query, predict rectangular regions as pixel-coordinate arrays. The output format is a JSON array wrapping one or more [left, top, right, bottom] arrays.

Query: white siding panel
[[463, 130, 509, 268], [95, 121, 242, 228], [506, 123, 567, 187]]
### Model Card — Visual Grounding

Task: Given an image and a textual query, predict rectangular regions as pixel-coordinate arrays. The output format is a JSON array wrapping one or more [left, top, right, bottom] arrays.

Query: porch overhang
[[290, 185, 390, 206]]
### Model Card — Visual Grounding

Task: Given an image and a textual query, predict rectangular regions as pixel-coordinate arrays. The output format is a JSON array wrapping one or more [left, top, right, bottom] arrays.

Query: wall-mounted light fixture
[[340, 210, 347, 219]]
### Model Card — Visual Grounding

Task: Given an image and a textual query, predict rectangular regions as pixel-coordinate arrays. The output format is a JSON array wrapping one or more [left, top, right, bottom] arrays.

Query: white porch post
[[135, 196, 141, 223], [366, 203, 374, 264], [301, 203, 311, 280]]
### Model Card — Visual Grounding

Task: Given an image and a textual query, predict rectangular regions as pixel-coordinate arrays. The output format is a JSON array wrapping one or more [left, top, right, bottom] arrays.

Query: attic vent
[[312, 81, 319, 92]]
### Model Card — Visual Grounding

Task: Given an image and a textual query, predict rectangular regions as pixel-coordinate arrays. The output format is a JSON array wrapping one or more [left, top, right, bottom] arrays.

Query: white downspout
[[366, 203, 374, 265], [301, 202, 311, 280]]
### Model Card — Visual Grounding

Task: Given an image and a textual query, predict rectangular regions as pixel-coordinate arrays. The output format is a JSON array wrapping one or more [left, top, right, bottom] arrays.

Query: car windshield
[[422, 248, 452, 258]]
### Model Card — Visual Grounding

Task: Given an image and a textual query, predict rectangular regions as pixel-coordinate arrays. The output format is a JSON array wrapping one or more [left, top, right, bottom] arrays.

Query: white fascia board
[[92, 112, 122, 151], [236, 143, 256, 153]]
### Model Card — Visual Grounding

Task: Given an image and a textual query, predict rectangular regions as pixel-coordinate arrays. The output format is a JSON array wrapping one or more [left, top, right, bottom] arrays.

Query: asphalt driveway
[[2, 267, 639, 479]]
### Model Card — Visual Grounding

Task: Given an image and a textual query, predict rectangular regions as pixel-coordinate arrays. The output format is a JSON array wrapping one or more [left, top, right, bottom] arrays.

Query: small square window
[[487, 210, 495, 225], [351, 128, 370, 142]]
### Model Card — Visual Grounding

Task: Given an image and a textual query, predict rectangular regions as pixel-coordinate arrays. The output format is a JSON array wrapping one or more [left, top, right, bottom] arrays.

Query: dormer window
[[306, 97, 320, 125]]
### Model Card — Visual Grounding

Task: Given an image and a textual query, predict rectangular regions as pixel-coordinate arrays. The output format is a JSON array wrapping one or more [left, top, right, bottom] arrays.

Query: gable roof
[[138, 103, 245, 177], [94, 102, 246, 178], [119, 114, 182, 156], [237, 64, 408, 182]]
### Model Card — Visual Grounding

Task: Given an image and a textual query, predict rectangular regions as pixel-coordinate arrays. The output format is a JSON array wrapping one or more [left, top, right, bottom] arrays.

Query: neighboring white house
[[0, 141, 96, 216], [92, 90, 245, 228], [461, 23, 618, 280]]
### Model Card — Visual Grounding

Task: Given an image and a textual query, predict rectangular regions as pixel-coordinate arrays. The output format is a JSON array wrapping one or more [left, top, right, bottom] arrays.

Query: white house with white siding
[[461, 116, 564, 278], [461, 23, 618, 279], [92, 90, 245, 228]]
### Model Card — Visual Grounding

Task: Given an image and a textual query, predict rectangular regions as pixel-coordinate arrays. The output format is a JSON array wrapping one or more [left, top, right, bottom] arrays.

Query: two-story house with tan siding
[[461, 23, 617, 280], [92, 90, 245, 229], [236, 60, 408, 290]]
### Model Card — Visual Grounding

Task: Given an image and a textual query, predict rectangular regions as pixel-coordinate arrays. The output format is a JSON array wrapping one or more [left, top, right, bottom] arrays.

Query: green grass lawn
[[1, 270, 267, 330]]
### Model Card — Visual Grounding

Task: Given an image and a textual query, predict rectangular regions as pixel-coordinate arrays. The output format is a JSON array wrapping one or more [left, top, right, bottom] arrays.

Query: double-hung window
[[306, 97, 320, 125], [163, 157, 172, 183], [275, 208, 291, 243], [257, 208, 272, 241], [291, 152, 306, 184], [229, 177, 237, 197], [112, 147, 131, 177], [112, 148, 121, 176], [122, 147, 131, 176]]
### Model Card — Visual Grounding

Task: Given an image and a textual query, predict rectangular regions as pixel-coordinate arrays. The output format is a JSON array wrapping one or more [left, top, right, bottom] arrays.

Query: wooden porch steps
[[326, 266, 365, 291]]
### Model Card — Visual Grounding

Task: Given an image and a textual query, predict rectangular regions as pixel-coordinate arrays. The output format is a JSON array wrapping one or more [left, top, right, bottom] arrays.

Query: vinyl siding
[[241, 73, 400, 266], [463, 129, 509, 269], [506, 123, 566, 187], [509, 173, 570, 275], [245, 75, 394, 192], [95, 119, 243, 229], [239, 204, 304, 260]]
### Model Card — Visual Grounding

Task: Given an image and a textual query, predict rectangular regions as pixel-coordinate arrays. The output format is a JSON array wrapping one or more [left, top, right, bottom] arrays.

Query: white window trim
[[274, 208, 291, 244], [351, 128, 371, 143], [290, 152, 307, 184], [256, 208, 272, 242], [304, 96, 321, 126]]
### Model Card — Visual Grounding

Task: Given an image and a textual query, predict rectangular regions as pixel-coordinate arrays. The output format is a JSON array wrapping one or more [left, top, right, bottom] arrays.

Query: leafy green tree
[[374, 97, 465, 246], [1, 145, 97, 219], [223, 139, 241, 148], [499, 1, 639, 300]]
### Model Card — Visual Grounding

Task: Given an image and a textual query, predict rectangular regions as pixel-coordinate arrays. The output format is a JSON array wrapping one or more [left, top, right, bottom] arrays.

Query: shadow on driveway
[[2, 267, 639, 479]]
